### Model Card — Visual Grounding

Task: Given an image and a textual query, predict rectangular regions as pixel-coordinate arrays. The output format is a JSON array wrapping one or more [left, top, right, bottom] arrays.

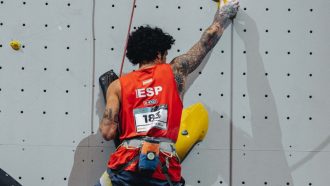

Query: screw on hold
[[181, 130, 188, 135], [10, 40, 21, 50]]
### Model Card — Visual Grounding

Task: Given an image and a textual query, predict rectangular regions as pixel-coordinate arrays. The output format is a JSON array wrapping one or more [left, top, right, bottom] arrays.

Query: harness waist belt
[[122, 137, 176, 153]]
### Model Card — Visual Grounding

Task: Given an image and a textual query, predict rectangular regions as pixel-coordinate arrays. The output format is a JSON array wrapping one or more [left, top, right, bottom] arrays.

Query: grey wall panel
[[69, 146, 114, 186], [0, 145, 76, 186], [94, 0, 133, 74], [0, 0, 93, 147], [233, 0, 330, 150], [289, 151, 330, 186], [232, 150, 330, 186], [92, 0, 133, 147], [232, 0, 330, 185], [0, 0, 94, 185], [182, 148, 230, 186]]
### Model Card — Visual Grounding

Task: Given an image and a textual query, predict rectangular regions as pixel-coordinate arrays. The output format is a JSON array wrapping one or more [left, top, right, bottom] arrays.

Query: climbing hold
[[175, 103, 209, 161], [10, 40, 21, 50], [212, 0, 228, 8]]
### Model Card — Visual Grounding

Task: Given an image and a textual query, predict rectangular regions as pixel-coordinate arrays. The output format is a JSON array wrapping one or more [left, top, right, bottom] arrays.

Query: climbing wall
[[231, 0, 330, 185], [0, 0, 95, 185], [0, 0, 329, 186]]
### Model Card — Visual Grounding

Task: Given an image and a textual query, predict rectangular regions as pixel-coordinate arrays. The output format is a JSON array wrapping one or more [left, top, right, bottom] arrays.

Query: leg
[[107, 169, 140, 186]]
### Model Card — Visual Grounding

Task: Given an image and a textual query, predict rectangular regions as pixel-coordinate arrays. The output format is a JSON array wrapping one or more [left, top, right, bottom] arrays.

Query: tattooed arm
[[170, 0, 239, 97], [99, 79, 121, 141]]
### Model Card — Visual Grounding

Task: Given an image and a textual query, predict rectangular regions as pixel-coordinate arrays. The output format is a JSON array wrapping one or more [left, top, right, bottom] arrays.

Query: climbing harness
[[111, 137, 181, 186]]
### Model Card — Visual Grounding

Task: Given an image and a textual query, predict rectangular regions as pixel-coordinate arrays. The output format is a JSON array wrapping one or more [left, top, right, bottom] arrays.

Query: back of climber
[[97, 1, 239, 185]]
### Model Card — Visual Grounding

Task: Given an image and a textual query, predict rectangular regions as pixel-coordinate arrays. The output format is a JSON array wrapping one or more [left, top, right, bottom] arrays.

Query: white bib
[[133, 104, 168, 133]]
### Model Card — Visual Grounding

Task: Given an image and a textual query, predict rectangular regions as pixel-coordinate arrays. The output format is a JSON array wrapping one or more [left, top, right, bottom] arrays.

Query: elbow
[[101, 129, 116, 141], [99, 124, 117, 141]]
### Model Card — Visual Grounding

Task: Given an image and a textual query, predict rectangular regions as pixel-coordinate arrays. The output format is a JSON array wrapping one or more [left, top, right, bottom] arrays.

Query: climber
[[97, 0, 239, 185]]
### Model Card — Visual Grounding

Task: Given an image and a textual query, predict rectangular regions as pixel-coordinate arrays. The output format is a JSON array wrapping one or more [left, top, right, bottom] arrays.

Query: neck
[[139, 59, 163, 69], [139, 63, 155, 69]]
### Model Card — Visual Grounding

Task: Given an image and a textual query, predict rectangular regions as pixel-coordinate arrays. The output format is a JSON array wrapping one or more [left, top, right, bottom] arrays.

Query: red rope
[[119, 0, 137, 77]]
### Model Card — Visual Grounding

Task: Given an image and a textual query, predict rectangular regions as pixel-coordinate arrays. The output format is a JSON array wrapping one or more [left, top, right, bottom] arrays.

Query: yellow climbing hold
[[213, 0, 228, 8], [175, 103, 209, 161], [10, 40, 21, 50], [99, 171, 112, 186]]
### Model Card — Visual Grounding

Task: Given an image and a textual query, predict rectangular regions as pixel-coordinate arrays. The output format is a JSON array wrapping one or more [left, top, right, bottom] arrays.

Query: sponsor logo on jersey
[[142, 78, 153, 85], [143, 99, 158, 106], [136, 86, 163, 98]]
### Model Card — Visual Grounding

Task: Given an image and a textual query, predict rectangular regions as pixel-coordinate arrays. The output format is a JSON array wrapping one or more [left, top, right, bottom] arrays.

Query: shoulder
[[110, 78, 120, 87], [169, 57, 179, 71], [169, 57, 190, 76]]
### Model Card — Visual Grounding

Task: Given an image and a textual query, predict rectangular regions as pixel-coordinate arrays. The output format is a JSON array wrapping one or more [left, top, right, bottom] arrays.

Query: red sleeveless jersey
[[108, 63, 183, 182], [118, 63, 182, 142]]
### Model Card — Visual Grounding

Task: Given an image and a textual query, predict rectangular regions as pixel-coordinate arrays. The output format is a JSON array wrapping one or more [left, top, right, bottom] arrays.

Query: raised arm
[[99, 79, 121, 141], [170, 0, 239, 95]]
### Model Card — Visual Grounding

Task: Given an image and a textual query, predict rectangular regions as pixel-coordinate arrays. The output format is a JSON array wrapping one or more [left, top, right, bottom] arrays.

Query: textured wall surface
[[0, 0, 329, 186]]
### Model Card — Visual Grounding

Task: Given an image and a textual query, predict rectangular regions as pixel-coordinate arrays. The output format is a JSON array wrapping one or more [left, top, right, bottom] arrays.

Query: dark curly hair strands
[[126, 26, 175, 65]]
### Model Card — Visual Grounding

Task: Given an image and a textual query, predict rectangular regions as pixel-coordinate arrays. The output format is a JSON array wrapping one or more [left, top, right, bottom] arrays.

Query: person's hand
[[219, 0, 239, 18], [214, 0, 240, 29]]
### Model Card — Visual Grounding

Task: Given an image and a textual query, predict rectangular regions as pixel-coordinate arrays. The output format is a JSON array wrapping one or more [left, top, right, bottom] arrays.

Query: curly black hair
[[126, 25, 175, 65]]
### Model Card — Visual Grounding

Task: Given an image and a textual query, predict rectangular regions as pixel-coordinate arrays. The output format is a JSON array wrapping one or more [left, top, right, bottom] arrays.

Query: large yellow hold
[[175, 103, 209, 161]]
